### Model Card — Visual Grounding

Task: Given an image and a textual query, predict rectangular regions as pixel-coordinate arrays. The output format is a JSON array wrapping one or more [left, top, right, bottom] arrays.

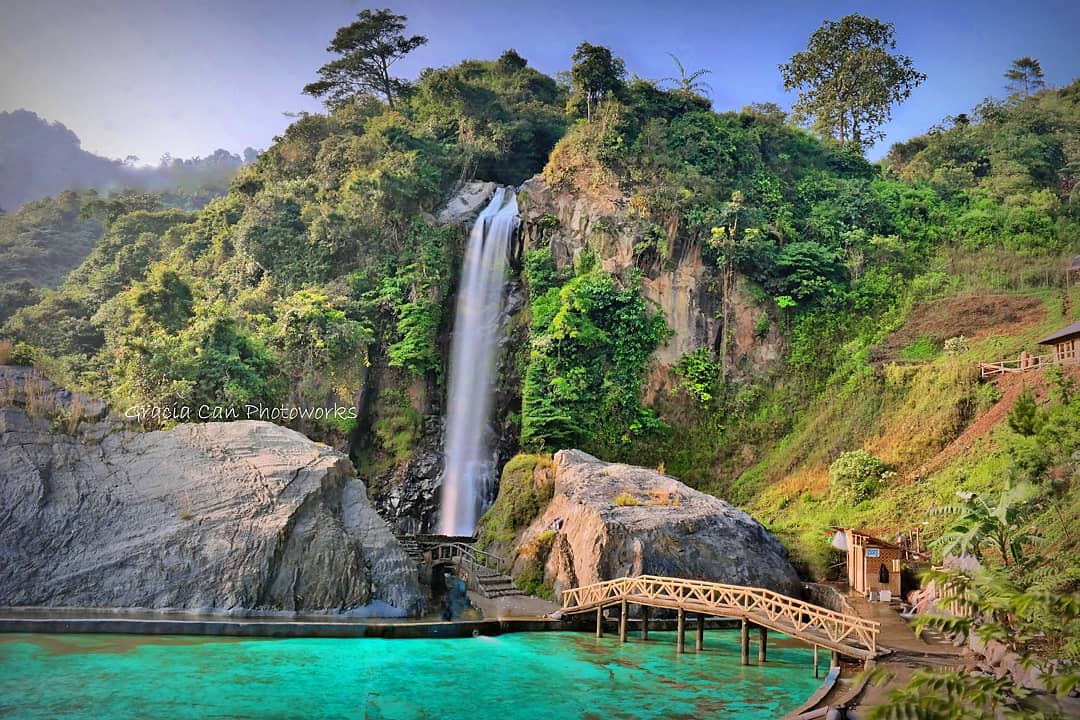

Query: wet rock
[[435, 180, 498, 225]]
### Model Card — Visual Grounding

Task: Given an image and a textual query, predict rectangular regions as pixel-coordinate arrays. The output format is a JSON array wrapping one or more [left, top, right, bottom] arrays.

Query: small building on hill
[[832, 528, 903, 600], [1036, 320, 1080, 366]]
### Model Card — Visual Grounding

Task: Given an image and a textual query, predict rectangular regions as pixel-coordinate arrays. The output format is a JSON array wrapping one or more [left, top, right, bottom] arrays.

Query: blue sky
[[2, 0, 1077, 164]]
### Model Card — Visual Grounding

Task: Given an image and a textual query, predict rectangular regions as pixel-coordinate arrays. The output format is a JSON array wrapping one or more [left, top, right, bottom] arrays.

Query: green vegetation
[[302, 8, 427, 109], [870, 567, 1078, 719], [780, 14, 926, 151], [476, 454, 555, 547], [520, 267, 668, 455], [2, 18, 565, 444], [0, 191, 102, 323], [1, 12, 1076, 713], [829, 450, 893, 504]]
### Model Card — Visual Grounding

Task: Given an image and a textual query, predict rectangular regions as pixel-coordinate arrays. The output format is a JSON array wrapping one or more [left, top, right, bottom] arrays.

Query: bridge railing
[[561, 575, 879, 655], [427, 541, 506, 575]]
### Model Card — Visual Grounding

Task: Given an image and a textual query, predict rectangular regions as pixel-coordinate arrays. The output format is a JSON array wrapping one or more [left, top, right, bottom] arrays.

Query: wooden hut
[[1037, 321, 1080, 366], [834, 529, 903, 600]]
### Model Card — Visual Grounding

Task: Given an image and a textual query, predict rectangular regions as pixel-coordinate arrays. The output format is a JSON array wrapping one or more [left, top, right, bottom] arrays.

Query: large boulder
[[0, 367, 425, 615], [515, 449, 802, 598]]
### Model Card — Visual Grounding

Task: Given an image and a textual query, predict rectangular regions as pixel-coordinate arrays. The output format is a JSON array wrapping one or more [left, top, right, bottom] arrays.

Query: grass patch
[[899, 336, 938, 361]]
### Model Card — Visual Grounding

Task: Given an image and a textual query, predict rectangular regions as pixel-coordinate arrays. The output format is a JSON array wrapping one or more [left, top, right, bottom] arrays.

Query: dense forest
[[1, 10, 1077, 714]]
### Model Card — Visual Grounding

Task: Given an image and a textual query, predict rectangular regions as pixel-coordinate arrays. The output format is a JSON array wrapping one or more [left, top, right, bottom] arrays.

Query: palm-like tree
[[662, 53, 712, 97], [929, 483, 1040, 568]]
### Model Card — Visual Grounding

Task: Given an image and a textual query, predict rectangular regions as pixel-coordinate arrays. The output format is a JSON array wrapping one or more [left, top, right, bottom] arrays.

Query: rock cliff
[[513, 449, 802, 598], [0, 367, 425, 615], [518, 175, 784, 371]]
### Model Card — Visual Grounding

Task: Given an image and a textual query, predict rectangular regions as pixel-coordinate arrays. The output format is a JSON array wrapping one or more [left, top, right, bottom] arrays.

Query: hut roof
[[834, 527, 901, 549], [1037, 320, 1080, 345]]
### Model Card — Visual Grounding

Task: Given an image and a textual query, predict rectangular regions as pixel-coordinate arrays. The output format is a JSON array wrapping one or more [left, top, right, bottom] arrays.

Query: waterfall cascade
[[439, 187, 518, 536]]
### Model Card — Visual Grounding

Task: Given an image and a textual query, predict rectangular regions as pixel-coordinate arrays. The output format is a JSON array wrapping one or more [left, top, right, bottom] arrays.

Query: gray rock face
[[517, 450, 802, 598], [0, 368, 425, 615]]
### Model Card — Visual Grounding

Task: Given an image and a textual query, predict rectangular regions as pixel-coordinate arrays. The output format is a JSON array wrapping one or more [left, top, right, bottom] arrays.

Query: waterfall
[[439, 187, 518, 536]]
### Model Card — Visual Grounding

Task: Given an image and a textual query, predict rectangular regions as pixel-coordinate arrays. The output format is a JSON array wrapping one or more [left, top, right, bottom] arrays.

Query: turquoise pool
[[0, 631, 821, 719]]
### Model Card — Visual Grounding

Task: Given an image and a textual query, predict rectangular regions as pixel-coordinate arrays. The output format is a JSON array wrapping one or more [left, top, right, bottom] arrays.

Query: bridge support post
[[695, 614, 704, 651], [831, 650, 840, 668], [676, 609, 685, 653], [813, 645, 819, 678], [758, 626, 767, 663], [641, 606, 649, 641], [619, 600, 627, 643], [596, 606, 604, 638], [740, 618, 749, 666]]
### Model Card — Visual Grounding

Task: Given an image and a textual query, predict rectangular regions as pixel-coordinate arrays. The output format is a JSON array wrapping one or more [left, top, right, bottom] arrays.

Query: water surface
[[0, 631, 820, 719]]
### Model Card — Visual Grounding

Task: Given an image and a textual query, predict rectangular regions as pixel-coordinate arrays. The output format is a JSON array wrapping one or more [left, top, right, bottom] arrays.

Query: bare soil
[[876, 295, 1046, 360], [908, 365, 1080, 481]]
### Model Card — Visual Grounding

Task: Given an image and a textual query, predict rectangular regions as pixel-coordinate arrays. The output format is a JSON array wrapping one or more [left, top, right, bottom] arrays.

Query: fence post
[[741, 618, 750, 665]]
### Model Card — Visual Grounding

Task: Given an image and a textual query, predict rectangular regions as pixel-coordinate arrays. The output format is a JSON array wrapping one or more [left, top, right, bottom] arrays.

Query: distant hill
[[0, 110, 257, 212]]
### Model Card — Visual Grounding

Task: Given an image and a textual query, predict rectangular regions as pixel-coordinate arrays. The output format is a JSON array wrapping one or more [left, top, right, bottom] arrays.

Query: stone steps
[[477, 573, 523, 599]]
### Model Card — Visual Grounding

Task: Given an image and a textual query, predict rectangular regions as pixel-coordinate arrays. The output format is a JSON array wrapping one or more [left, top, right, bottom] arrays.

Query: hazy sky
[[2, 0, 1078, 164]]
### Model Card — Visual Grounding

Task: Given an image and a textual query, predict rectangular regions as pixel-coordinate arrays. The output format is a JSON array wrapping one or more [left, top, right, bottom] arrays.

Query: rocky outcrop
[[434, 180, 498, 225], [518, 175, 784, 373], [0, 367, 425, 615], [513, 449, 802, 598]]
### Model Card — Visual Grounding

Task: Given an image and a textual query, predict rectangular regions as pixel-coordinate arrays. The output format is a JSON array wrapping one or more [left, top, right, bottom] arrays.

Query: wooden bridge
[[412, 538, 522, 599], [561, 575, 879, 662]]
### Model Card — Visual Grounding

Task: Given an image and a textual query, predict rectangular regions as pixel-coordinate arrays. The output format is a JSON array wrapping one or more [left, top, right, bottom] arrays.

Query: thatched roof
[[1037, 320, 1080, 345]]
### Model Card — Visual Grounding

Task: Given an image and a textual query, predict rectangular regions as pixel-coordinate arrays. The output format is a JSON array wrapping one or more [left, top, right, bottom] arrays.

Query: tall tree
[[568, 43, 626, 122], [661, 53, 712, 97], [779, 14, 925, 152], [1004, 56, 1046, 96], [303, 8, 427, 110]]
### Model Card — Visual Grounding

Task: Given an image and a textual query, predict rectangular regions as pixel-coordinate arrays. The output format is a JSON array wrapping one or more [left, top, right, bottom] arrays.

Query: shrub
[[829, 450, 892, 503], [1007, 383, 1041, 436], [614, 491, 641, 506], [8, 342, 37, 367], [943, 335, 969, 355]]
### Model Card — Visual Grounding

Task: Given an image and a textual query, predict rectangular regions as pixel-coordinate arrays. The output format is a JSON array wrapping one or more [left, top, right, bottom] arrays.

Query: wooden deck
[[561, 575, 880, 660]]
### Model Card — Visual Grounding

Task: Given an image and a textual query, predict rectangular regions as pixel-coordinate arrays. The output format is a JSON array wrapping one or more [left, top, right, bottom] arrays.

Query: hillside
[[1, 49, 1076, 597], [0, 110, 254, 212]]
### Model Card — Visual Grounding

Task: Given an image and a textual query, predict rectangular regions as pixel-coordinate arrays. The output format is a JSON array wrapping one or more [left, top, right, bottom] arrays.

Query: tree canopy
[[568, 43, 626, 121], [303, 8, 428, 109], [780, 14, 926, 152], [1004, 56, 1046, 97]]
